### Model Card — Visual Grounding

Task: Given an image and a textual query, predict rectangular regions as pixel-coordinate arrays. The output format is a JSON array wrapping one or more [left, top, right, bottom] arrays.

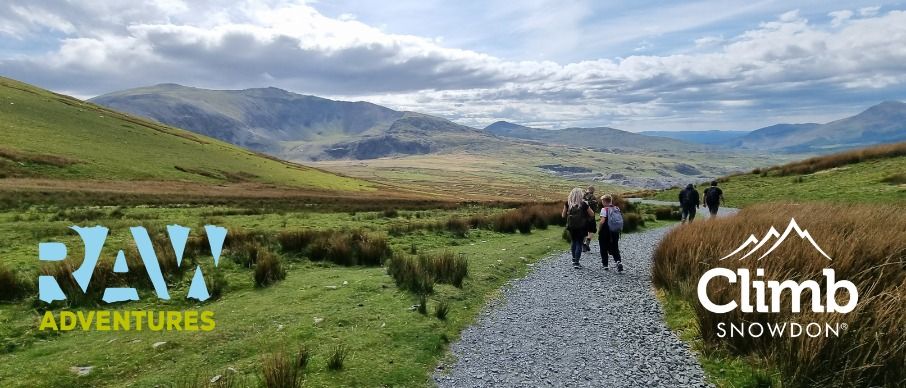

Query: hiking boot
[[602, 264, 609, 270], [572, 261, 583, 269], [616, 262, 624, 273]]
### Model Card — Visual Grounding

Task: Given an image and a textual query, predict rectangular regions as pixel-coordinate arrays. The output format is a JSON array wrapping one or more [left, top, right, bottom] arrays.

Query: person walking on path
[[598, 194, 624, 272], [563, 187, 594, 268], [679, 184, 700, 224], [702, 180, 724, 218], [582, 186, 601, 252]]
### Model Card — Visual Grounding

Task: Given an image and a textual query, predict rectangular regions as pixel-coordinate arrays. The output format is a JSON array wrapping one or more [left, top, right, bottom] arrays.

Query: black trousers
[[681, 206, 697, 222], [599, 230, 622, 266]]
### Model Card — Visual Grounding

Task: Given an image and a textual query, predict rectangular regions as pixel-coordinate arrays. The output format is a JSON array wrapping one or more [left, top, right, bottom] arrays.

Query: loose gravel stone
[[435, 205, 737, 387]]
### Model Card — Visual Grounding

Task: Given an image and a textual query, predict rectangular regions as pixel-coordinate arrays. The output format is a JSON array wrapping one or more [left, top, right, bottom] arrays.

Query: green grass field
[[652, 155, 906, 207], [0, 203, 671, 387], [0, 77, 370, 192]]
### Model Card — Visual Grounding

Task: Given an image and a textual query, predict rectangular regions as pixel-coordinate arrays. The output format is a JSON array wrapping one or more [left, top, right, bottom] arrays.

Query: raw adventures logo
[[697, 218, 859, 338], [36, 225, 226, 332]]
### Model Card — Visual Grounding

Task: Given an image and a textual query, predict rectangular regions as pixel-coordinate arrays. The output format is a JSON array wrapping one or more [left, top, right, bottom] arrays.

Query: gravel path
[[435, 206, 737, 388]]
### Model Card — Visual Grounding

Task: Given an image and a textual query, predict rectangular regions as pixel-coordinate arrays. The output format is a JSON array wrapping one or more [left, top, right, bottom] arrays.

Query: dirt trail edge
[[434, 205, 737, 387]]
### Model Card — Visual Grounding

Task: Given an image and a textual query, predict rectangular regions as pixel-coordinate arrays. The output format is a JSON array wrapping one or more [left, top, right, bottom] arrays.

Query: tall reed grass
[[652, 203, 905, 387]]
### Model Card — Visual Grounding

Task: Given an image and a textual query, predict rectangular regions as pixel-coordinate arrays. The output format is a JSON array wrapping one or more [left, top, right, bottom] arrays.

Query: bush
[[652, 203, 906, 387], [327, 344, 350, 371], [445, 217, 470, 237], [205, 270, 228, 300], [259, 351, 303, 388], [653, 206, 680, 221], [382, 208, 399, 218], [0, 264, 31, 301], [424, 251, 468, 288], [254, 251, 286, 287], [277, 230, 318, 254], [387, 255, 434, 294], [435, 300, 450, 320], [295, 345, 311, 370], [622, 213, 644, 232], [229, 242, 265, 268]]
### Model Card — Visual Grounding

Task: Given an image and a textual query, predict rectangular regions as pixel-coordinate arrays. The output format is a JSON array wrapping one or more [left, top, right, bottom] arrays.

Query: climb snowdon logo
[[36, 225, 226, 332], [697, 218, 859, 338]]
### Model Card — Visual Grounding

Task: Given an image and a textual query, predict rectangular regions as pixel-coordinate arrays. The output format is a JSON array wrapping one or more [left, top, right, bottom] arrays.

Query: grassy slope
[[0, 77, 370, 191], [650, 149, 904, 386], [0, 206, 540, 386], [652, 155, 906, 207]]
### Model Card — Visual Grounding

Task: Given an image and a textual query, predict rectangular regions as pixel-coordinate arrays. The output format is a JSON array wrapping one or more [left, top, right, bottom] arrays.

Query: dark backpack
[[680, 189, 692, 206], [584, 193, 600, 212], [566, 205, 587, 230], [705, 187, 721, 204]]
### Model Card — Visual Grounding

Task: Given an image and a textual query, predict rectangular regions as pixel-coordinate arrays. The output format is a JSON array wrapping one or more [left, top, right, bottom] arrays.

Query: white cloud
[[859, 6, 881, 16], [1, 1, 905, 131], [829, 10, 854, 27]]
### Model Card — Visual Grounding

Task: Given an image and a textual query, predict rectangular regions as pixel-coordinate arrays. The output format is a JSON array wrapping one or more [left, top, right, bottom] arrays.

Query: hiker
[[678, 184, 700, 224], [563, 187, 595, 268], [702, 180, 724, 218], [598, 194, 624, 272], [582, 186, 601, 252]]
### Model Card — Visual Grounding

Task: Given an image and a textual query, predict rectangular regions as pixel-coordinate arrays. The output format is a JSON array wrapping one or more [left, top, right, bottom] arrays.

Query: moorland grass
[[0, 203, 566, 386], [652, 203, 905, 387], [0, 76, 370, 191]]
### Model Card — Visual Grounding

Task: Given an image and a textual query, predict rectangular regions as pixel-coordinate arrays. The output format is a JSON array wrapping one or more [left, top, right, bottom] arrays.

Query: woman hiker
[[562, 187, 595, 268], [598, 194, 624, 272]]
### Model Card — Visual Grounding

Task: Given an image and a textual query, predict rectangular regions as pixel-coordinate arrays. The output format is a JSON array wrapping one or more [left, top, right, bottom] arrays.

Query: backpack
[[604, 206, 624, 232], [566, 204, 587, 230], [680, 189, 692, 206], [584, 193, 601, 212], [705, 187, 721, 204]]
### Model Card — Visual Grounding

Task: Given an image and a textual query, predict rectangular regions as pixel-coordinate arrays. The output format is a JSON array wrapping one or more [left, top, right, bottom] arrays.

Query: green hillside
[[651, 143, 906, 206], [0, 77, 371, 191]]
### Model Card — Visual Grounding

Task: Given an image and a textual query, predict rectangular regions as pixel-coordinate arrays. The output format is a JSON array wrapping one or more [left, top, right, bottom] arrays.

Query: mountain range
[[92, 85, 906, 160], [726, 101, 906, 152], [91, 84, 514, 161]]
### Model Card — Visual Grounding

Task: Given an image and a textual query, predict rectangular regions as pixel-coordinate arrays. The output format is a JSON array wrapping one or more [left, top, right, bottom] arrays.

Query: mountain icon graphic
[[719, 218, 832, 261]]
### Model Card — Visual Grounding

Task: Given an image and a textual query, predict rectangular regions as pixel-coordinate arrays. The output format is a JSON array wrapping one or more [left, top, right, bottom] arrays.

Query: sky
[[1, 0, 905, 131]]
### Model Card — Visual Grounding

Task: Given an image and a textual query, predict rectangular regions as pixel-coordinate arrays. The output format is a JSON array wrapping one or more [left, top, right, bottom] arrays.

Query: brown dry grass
[[0, 178, 525, 211], [652, 203, 905, 387], [766, 141, 906, 176]]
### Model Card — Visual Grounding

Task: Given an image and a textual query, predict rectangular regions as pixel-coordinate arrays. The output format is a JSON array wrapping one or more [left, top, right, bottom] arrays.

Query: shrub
[[622, 213, 644, 232], [277, 230, 318, 254], [386, 255, 434, 294], [259, 351, 303, 388], [229, 242, 265, 268], [205, 270, 228, 300], [445, 217, 470, 237], [295, 345, 311, 370], [652, 203, 906, 387], [435, 300, 450, 320], [254, 251, 286, 287], [0, 264, 31, 301], [424, 251, 468, 288], [298, 230, 391, 266], [653, 206, 681, 221], [382, 208, 399, 218], [327, 344, 350, 371]]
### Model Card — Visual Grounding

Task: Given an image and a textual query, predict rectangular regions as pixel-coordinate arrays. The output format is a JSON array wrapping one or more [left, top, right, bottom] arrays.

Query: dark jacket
[[679, 187, 700, 208]]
